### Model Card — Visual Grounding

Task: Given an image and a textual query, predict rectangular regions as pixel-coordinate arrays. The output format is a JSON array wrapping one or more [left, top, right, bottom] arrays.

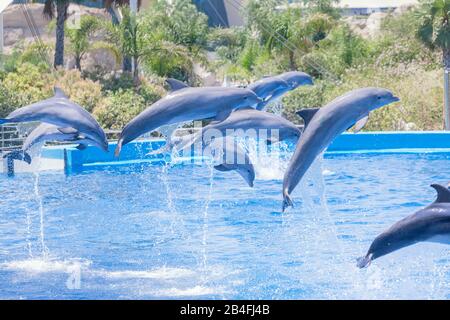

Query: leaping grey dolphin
[[357, 184, 450, 268], [247, 77, 291, 110], [209, 137, 256, 187], [169, 108, 301, 154], [250, 72, 314, 110], [282, 87, 400, 212], [278, 71, 314, 90], [115, 86, 262, 157], [3, 123, 104, 164], [0, 87, 108, 152]]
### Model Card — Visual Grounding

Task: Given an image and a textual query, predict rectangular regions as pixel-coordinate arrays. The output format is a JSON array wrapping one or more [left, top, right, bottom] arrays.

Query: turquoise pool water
[[0, 149, 449, 299]]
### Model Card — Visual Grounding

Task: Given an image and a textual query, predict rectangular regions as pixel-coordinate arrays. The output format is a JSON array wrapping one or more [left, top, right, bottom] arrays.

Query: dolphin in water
[[0, 87, 108, 152], [282, 87, 400, 211], [208, 137, 256, 187], [357, 184, 450, 268], [115, 85, 262, 157], [170, 108, 301, 153], [3, 123, 104, 164]]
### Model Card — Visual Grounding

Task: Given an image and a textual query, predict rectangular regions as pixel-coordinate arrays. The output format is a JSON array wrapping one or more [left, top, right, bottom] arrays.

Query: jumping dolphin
[[0, 87, 108, 152], [247, 77, 291, 110], [209, 137, 256, 187], [251, 72, 314, 110], [357, 184, 450, 268], [278, 71, 314, 90], [281, 87, 400, 211], [3, 123, 104, 164], [170, 108, 301, 153], [114, 86, 262, 157]]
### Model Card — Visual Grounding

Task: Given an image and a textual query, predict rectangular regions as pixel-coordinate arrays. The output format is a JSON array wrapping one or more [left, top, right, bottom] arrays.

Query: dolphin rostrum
[[357, 184, 450, 268], [3, 123, 104, 164], [114, 86, 262, 157], [282, 87, 400, 211], [0, 87, 108, 152]]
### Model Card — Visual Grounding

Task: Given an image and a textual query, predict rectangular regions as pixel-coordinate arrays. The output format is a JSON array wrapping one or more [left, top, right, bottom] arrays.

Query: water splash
[[243, 138, 291, 181], [25, 207, 33, 258], [33, 168, 49, 259], [201, 159, 214, 283]]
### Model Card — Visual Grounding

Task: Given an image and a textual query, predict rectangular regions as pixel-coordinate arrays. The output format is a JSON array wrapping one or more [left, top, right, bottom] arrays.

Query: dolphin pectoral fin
[[58, 127, 79, 134], [76, 144, 87, 150], [351, 115, 369, 133], [53, 86, 68, 98], [165, 78, 189, 92], [296, 108, 320, 129], [356, 254, 373, 268], [282, 189, 294, 212], [430, 184, 450, 203], [214, 164, 231, 172]]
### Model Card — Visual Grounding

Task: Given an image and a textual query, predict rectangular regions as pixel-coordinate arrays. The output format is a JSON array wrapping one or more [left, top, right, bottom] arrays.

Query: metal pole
[[0, 13, 3, 54], [445, 70, 450, 130], [130, 0, 138, 74]]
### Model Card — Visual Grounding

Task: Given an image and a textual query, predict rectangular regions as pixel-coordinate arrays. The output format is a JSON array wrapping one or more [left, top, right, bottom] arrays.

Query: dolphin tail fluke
[[114, 139, 123, 157], [0, 119, 8, 125], [282, 189, 293, 212], [356, 254, 372, 268], [3, 150, 32, 164]]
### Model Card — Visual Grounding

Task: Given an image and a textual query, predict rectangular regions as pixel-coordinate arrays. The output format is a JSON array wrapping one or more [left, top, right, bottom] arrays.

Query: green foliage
[[146, 0, 209, 50], [0, 63, 52, 117], [93, 89, 146, 130], [302, 0, 341, 19], [65, 14, 102, 70], [416, 0, 450, 68], [54, 69, 103, 113], [282, 81, 332, 124]]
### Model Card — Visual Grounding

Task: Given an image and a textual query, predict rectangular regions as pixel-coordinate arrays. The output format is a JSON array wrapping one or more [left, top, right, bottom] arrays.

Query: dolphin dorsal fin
[[165, 78, 189, 92], [53, 87, 68, 98], [431, 184, 450, 203], [296, 108, 319, 129]]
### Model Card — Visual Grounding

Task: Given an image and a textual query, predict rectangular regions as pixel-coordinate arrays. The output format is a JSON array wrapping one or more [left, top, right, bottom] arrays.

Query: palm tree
[[42, 0, 71, 68], [101, 7, 196, 85], [103, 0, 143, 72], [66, 15, 101, 71], [417, 0, 450, 127]]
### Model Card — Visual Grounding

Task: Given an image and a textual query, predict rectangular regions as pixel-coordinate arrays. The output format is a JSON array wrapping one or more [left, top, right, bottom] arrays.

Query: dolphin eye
[[377, 96, 382, 100], [244, 96, 248, 100]]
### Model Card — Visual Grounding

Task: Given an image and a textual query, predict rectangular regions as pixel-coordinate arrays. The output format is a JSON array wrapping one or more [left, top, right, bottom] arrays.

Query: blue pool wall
[[42, 131, 450, 173]]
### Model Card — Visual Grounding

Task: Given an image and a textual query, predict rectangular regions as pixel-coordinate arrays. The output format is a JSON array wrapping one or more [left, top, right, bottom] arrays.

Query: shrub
[[93, 89, 147, 130], [0, 63, 52, 117], [54, 69, 103, 112]]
